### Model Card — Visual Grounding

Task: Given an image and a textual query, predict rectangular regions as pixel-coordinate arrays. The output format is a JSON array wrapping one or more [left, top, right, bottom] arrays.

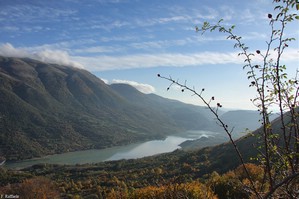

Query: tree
[[131, 181, 217, 199], [158, 0, 299, 198], [0, 176, 60, 199]]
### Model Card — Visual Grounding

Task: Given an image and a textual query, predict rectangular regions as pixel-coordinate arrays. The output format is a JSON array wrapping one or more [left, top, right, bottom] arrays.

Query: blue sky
[[0, 0, 298, 110]]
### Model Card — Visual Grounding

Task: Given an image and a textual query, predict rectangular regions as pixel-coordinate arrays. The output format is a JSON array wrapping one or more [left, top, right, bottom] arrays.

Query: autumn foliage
[[129, 181, 217, 199], [0, 176, 59, 199]]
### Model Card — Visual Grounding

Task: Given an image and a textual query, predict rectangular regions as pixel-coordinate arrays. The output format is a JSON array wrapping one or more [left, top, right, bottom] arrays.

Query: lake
[[5, 130, 218, 169]]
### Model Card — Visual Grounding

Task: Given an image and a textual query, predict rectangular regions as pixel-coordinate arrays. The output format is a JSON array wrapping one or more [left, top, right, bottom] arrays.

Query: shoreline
[[5, 130, 219, 170]]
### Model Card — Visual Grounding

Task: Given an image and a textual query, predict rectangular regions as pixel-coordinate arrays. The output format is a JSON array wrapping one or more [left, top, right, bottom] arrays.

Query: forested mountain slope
[[0, 56, 213, 160], [0, 56, 261, 161]]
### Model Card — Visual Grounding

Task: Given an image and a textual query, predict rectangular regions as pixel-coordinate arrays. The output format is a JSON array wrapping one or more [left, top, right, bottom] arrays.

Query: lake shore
[[5, 130, 219, 170]]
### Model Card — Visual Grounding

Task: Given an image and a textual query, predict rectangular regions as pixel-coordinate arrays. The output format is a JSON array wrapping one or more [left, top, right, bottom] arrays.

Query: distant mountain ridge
[[0, 56, 260, 160]]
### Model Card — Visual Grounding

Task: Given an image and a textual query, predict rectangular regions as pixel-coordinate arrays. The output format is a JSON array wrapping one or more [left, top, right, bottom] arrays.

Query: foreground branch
[[157, 74, 262, 198]]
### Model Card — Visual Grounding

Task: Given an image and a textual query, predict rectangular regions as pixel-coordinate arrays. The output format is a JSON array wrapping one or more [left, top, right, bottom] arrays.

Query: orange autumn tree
[[130, 181, 217, 199], [0, 176, 59, 199]]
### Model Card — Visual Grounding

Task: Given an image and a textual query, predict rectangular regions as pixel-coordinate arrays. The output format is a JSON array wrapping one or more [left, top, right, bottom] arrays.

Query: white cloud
[[89, 20, 130, 31], [75, 48, 299, 71], [0, 43, 30, 57], [156, 15, 191, 24], [0, 4, 76, 23], [111, 79, 156, 94], [100, 78, 109, 84], [74, 46, 122, 54], [0, 43, 83, 68], [74, 51, 244, 71], [277, 48, 299, 62], [99, 35, 137, 42], [2, 26, 20, 32], [239, 9, 258, 23], [33, 49, 84, 68], [1, 43, 297, 73], [220, 6, 235, 21], [129, 38, 192, 50]]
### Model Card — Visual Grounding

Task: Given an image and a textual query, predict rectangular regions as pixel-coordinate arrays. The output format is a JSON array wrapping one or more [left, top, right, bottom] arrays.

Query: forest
[[0, 148, 268, 199]]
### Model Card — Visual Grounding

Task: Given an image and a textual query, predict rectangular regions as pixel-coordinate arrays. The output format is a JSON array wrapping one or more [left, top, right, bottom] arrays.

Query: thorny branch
[[158, 1, 299, 198], [157, 74, 262, 198]]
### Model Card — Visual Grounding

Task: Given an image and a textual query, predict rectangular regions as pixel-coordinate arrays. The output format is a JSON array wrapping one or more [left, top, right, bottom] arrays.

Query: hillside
[[1, 108, 297, 198], [0, 56, 263, 161], [0, 56, 218, 161], [180, 110, 261, 150], [110, 83, 217, 130]]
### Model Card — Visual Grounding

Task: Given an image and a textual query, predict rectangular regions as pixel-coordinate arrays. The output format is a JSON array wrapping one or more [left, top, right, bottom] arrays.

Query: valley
[[0, 0, 298, 197], [1, 56, 293, 198], [5, 130, 220, 169], [0, 56, 260, 161]]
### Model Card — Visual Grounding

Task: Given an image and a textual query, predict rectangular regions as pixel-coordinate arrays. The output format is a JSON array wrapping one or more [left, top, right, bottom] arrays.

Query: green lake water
[[5, 130, 218, 169]]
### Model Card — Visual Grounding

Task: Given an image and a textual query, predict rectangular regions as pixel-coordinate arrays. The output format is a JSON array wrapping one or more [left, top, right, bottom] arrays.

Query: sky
[[0, 0, 298, 110]]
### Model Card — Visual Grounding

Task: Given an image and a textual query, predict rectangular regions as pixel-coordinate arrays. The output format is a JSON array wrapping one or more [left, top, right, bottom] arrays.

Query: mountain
[[0, 56, 263, 161], [0, 56, 217, 161], [220, 110, 261, 133], [110, 83, 216, 130], [179, 110, 262, 150]]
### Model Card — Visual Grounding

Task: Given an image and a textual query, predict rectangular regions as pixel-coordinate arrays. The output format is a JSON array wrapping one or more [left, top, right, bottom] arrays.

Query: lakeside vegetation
[[0, 119, 284, 199], [0, 146, 263, 198]]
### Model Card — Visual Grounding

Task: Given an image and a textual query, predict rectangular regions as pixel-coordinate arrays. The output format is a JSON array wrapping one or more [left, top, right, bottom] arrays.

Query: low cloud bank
[[1, 43, 298, 72], [102, 78, 155, 94], [0, 43, 83, 68]]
